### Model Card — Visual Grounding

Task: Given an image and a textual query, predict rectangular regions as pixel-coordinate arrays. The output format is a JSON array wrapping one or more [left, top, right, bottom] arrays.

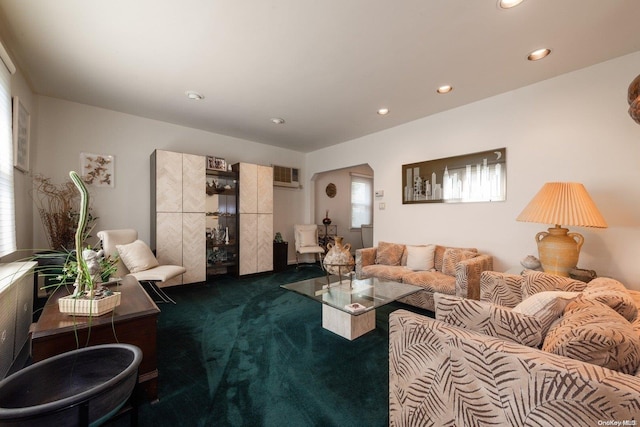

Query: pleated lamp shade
[[516, 182, 607, 228], [517, 182, 607, 277]]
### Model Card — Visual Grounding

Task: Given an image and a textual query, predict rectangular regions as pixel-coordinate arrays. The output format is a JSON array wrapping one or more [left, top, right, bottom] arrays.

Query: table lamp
[[516, 182, 607, 277]]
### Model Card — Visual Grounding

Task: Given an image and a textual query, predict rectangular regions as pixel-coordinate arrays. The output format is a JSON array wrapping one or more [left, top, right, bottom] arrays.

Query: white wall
[[306, 52, 640, 290], [12, 50, 640, 286], [313, 164, 373, 252], [32, 97, 307, 258]]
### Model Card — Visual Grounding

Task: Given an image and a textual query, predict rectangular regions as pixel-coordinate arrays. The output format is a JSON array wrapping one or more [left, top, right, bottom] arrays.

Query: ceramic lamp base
[[535, 226, 584, 277]]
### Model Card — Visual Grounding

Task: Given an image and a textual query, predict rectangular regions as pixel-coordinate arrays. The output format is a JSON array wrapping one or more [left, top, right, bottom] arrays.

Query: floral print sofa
[[389, 270, 640, 426], [355, 242, 493, 312]]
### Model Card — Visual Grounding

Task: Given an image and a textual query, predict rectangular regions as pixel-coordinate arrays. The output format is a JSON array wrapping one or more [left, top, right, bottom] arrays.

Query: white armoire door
[[257, 165, 273, 214], [239, 163, 257, 214], [155, 150, 182, 213], [182, 212, 206, 284], [257, 213, 273, 273], [182, 154, 206, 284], [183, 153, 206, 213], [239, 213, 258, 276], [238, 163, 273, 275]]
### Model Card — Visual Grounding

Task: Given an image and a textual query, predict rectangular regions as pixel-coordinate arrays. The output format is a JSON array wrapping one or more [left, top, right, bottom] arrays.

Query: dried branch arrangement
[[31, 174, 81, 250]]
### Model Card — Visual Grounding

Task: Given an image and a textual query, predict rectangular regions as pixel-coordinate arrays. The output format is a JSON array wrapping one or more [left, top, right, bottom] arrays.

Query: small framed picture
[[12, 96, 30, 172], [80, 152, 115, 187], [208, 156, 227, 171]]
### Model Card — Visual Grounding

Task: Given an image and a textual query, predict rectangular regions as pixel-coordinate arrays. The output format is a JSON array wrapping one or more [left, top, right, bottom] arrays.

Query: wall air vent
[[272, 165, 300, 188]]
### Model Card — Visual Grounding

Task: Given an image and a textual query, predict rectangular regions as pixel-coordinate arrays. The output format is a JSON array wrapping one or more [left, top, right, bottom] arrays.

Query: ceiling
[[1, 1, 639, 153]]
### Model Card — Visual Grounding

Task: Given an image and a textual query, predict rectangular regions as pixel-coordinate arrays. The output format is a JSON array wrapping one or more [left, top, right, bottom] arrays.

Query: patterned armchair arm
[[454, 254, 493, 300], [480, 271, 523, 308], [389, 309, 640, 427], [355, 247, 377, 279]]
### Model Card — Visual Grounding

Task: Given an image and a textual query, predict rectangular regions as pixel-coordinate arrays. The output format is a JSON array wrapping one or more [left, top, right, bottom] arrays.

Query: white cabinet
[[0, 262, 36, 378], [151, 150, 206, 286], [235, 163, 273, 276]]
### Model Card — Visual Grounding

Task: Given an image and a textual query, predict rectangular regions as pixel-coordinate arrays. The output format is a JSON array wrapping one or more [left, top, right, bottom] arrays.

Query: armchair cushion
[[512, 290, 580, 336], [129, 264, 187, 282], [583, 277, 638, 322], [116, 239, 159, 273], [543, 298, 640, 374], [522, 270, 587, 299], [435, 293, 546, 347], [375, 242, 404, 266]]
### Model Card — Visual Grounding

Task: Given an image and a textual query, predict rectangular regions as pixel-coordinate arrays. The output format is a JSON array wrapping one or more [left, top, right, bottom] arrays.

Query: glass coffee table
[[281, 275, 421, 340]]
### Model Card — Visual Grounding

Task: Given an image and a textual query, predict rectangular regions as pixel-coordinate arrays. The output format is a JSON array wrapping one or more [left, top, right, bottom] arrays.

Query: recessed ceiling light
[[527, 48, 551, 61], [437, 85, 453, 94], [270, 117, 285, 124], [498, 0, 524, 9], [185, 91, 204, 100], [377, 108, 389, 115]]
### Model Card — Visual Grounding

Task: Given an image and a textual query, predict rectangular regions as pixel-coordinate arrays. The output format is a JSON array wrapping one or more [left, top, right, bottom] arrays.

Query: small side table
[[273, 241, 289, 272], [318, 224, 337, 252]]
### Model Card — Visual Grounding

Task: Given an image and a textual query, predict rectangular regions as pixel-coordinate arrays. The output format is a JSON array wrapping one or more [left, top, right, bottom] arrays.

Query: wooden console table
[[31, 276, 161, 402]]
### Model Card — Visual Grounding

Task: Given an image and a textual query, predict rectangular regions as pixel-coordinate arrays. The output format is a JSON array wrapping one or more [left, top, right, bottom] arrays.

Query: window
[[0, 42, 16, 258], [350, 174, 372, 229]]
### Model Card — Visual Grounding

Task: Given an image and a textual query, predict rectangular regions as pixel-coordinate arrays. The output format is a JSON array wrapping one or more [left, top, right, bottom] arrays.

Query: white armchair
[[97, 229, 186, 303], [294, 224, 325, 269]]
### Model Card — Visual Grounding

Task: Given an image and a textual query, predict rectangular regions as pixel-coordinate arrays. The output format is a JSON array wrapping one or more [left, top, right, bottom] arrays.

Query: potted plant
[[56, 171, 121, 316]]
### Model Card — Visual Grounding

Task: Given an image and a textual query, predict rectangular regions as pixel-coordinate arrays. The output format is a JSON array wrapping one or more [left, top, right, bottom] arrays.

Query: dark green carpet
[[126, 267, 431, 427]]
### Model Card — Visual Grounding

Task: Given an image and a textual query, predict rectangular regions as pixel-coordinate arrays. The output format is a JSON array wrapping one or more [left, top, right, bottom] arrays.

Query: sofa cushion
[[543, 298, 640, 374], [512, 291, 580, 336], [582, 277, 638, 322], [405, 244, 436, 271], [403, 271, 456, 295], [375, 242, 405, 266], [522, 270, 587, 299], [361, 265, 412, 282], [442, 248, 478, 277], [434, 245, 477, 272], [435, 293, 546, 347]]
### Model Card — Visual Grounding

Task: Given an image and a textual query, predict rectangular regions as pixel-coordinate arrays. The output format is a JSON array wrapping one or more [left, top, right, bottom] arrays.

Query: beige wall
[[29, 97, 307, 262], [6, 39, 640, 286], [307, 51, 640, 290]]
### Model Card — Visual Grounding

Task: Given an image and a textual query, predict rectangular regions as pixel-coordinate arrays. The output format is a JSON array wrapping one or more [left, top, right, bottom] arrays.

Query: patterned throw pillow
[[543, 298, 640, 374], [521, 270, 586, 299], [405, 244, 436, 271], [435, 293, 545, 347], [441, 248, 477, 277], [512, 291, 580, 336], [375, 242, 405, 266], [582, 277, 638, 322]]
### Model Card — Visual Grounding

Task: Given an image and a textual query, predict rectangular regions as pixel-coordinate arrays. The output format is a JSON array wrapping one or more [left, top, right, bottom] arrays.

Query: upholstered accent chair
[[293, 224, 324, 269], [98, 229, 186, 303], [389, 270, 640, 425]]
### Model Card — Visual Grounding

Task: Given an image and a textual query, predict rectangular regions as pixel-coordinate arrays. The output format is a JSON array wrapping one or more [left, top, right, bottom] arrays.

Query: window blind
[[350, 174, 373, 229], [0, 43, 16, 258]]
